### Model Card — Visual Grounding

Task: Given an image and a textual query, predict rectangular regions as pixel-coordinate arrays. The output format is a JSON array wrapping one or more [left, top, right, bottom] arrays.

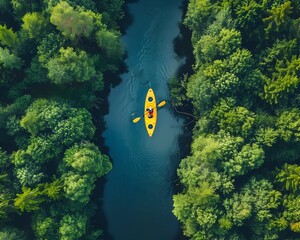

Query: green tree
[[62, 172, 94, 203], [224, 178, 281, 226], [22, 57, 48, 85], [59, 213, 87, 240], [20, 99, 96, 163], [186, 72, 218, 115], [0, 148, 10, 170], [96, 29, 124, 60], [188, 48, 263, 113], [46, 47, 97, 84], [21, 99, 95, 142], [277, 164, 300, 193], [26, 136, 61, 163], [263, 1, 293, 37], [0, 192, 14, 219], [14, 186, 44, 212], [37, 33, 65, 66], [0, 25, 19, 49], [255, 127, 279, 147], [50, 1, 93, 41], [184, 0, 216, 41], [41, 179, 63, 200], [21, 12, 46, 39], [0, 95, 32, 127], [259, 39, 298, 78], [194, 28, 241, 66], [235, 0, 263, 30], [262, 56, 300, 104], [173, 183, 219, 239], [168, 76, 188, 107], [190, 134, 221, 166], [223, 143, 265, 177], [283, 194, 300, 232], [15, 162, 44, 187], [0, 47, 22, 70], [63, 143, 112, 177], [0, 0, 122, 237], [276, 108, 300, 141], [224, 191, 252, 226], [210, 99, 256, 137], [32, 211, 59, 240], [51, 109, 95, 146]]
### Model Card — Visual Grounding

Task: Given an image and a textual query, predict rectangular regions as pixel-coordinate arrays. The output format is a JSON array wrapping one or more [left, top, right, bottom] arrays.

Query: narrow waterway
[[102, 0, 185, 239]]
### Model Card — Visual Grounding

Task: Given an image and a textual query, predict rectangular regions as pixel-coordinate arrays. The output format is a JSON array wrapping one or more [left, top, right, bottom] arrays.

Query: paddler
[[146, 107, 154, 118]]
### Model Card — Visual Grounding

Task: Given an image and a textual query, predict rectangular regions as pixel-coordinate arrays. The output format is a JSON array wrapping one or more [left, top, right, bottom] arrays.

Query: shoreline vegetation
[[0, 0, 124, 239], [172, 0, 300, 239]]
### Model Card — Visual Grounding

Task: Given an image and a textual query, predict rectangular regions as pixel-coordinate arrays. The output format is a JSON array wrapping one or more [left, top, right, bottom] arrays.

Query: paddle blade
[[158, 100, 166, 108], [133, 117, 141, 123]]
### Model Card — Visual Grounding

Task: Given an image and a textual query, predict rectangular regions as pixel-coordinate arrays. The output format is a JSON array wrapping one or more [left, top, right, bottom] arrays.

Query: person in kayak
[[146, 107, 154, 118]]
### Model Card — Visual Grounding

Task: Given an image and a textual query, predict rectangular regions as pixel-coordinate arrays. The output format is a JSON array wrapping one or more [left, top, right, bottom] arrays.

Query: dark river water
[[102, 0, 186, 239]]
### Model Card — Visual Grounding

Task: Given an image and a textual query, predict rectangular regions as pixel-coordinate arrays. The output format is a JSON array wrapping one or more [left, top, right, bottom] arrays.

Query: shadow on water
[[171, 2, 194, 238], [118, 0, 138, 35], [91, 178, 114, 240], [173, 1, 195, 78], [91, 70, 125, 240]]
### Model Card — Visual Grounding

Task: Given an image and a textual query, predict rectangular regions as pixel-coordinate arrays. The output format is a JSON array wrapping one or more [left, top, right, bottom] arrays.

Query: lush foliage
[[173, 0, 300, 239], [0, 0, 124, 239]]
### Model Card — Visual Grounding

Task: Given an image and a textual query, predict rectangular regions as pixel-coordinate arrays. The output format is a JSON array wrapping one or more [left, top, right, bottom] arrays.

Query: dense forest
[[172, 0, 300, 239], [0, 0, 124, 239]]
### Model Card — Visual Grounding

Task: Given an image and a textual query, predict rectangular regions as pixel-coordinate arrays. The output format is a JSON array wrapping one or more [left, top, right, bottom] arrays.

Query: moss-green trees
[[0, 0, 122, 237], [174, 0, 300, 239]]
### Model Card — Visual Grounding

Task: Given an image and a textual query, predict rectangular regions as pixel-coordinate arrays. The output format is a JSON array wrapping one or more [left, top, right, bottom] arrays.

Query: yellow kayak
[[144, 88, 157, 137]]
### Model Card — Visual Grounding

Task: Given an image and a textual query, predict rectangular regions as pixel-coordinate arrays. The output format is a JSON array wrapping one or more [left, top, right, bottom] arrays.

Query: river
[[102, 0, 186, 239]]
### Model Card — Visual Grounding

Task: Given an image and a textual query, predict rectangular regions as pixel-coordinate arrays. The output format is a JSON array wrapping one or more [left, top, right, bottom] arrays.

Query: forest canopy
[[0, 0, 124, 239], [173, 0, 300, 239]]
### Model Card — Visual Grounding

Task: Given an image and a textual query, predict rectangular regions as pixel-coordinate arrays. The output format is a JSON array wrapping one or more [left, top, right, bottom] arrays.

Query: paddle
[[132, 100, 166, 123]]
